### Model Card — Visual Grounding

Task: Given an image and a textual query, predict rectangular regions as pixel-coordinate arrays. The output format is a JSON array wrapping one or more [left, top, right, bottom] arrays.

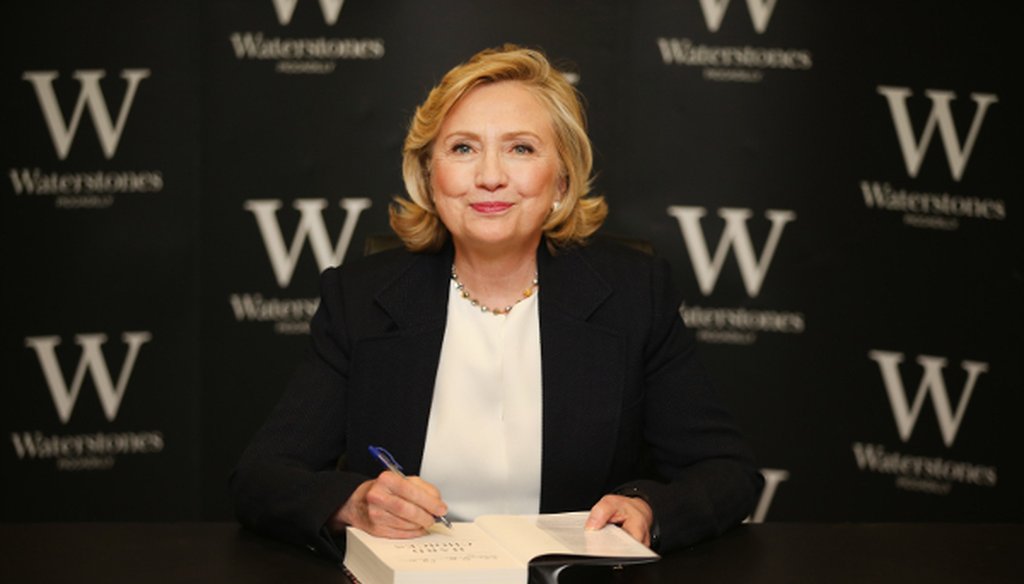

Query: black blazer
[[230, 238, 763, 559]]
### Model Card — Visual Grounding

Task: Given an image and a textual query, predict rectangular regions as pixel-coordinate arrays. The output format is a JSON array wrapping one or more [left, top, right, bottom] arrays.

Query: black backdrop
[[3, 0, 1020, 524]]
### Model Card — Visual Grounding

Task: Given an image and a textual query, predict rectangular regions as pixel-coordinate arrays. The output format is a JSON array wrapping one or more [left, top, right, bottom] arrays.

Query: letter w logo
[[245, 198, 372, 288], [699, 0, 779, 33], [868, 350, 988, 447], [272, 0, 345, 25], [22, 69, 151, 161], [25, 332, 152, 424], [668, 206, 795, 297], [877, 86, 998, 182]]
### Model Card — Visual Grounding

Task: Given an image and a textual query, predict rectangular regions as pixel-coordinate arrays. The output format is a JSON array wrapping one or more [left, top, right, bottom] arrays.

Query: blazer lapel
[[536, 244, 627, 511], [349, 247, 452, 476], [374, 247, 453, 330]]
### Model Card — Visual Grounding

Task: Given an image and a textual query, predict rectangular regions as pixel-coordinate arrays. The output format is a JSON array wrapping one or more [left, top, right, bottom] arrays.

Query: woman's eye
[[452, 143, 473, 154], [512, 144, 535, 155]]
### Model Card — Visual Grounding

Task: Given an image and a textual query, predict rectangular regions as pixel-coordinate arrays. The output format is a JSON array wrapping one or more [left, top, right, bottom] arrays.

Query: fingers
[[370, 471, 448, 524], [585, 494, 653, 548], [377, 472, 447, 519], [335, 472, 448, 539], [584, 497, 616, 531], [404, 475, 445, 510]]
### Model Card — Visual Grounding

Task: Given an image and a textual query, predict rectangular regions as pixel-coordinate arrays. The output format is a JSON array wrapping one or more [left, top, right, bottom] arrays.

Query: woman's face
[[430, 81, 564, 254]]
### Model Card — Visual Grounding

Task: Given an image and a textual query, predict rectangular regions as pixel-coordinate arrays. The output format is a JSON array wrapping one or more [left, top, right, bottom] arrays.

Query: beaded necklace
[[450, 264, 538, 316]]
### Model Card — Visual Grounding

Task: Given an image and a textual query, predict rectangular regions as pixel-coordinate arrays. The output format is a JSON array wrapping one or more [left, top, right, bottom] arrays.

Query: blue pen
[[368, 445, 452, 529]]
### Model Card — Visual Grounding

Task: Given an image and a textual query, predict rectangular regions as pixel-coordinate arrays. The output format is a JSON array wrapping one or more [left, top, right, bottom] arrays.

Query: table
[[1, 522, 1020, 583]]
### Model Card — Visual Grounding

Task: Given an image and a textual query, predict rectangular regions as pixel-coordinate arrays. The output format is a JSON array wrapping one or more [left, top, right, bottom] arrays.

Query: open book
[[343, 511, 659, 584]]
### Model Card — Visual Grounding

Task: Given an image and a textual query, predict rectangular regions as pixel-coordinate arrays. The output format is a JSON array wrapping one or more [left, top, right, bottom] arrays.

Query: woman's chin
[[456, 229, 539, 251]]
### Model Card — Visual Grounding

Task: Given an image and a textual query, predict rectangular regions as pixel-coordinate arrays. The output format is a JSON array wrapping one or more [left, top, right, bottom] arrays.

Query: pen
[[368, 445, 453, 529]]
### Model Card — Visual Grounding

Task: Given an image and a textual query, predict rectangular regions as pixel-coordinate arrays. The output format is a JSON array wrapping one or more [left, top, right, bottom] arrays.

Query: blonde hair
[[390, 44, 607, 252]]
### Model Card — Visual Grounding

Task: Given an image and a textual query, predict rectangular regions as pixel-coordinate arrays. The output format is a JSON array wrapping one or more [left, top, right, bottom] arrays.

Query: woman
[[230, 45, 763, 560]]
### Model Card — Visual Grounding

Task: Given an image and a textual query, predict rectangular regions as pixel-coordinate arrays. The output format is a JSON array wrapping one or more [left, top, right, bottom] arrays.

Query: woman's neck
[[451, 240, 539, 311]]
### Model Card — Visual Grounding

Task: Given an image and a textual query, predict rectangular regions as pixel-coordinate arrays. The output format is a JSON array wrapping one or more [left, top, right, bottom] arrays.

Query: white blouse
[[418, 278, 543, 521]]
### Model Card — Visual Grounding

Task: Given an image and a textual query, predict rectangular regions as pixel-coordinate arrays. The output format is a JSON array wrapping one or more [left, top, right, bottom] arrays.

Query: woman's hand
[[329, 471, 449, 538], [585, 494, 654, 547]]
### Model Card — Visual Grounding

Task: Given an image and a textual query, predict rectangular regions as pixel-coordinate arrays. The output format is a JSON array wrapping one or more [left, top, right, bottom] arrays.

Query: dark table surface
[[2, 522, 1021, 584]]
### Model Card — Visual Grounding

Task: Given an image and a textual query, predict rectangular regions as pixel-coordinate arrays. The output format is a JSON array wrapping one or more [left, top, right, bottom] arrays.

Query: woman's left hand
[[585, 494, 654, 547]]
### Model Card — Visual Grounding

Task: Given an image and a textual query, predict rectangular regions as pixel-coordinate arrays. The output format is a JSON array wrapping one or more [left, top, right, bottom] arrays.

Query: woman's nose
[[475, 149, 508, 191]]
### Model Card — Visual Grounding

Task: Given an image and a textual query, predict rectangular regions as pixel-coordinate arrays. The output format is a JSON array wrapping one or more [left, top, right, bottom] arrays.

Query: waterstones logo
[[25, 332, 152, 424], [23, 70, 149, 161], [230, 0, 384, 75], [12, 69, 163, 209], [11, 431, 165, 472], [859, 181, 1005, 230], [229, 293, 320, 335], [870, 350, 987, 448], [15, 332, 165, 471], [232, 197, 371, 334], [246, 197, 371, 288], [852, 350, 997, 495], [879, 87, 997, 182], [861, 86, 1004, 230], [747, 468, 788, 523], [699, 0, 779, 33], [852, 443, 996, 495], [657, 0, 812, 83], [272, 0, 345, 25], [668, 206, 804, 345]]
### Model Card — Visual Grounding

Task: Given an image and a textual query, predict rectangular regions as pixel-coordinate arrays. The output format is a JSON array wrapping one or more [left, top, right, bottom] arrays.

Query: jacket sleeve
[[615, 256, 764, 552], [228, 267, 366, 561]]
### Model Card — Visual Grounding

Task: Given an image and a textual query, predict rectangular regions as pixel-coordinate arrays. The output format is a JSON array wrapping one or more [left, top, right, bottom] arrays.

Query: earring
[[552, 200, 562, 212]]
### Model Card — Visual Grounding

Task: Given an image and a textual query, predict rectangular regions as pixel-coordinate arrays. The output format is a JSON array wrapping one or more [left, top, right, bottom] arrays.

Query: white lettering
[[24, 332, 152, 424], [699, 0, 779, 33], [271, 0, 345, 25], [245, 197, 371, 288], [655, 38, 812, 70], [747, 468, 789, 523], [877, 86, 998, 182], [668, 206, 795, 297], [851, 442, 997, 487], [868, 351, 988, 447], [22, 69, 151, 160]]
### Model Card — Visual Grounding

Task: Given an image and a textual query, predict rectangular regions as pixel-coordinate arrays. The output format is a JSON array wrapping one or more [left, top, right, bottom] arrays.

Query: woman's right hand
[[329, 471, 449, 538]]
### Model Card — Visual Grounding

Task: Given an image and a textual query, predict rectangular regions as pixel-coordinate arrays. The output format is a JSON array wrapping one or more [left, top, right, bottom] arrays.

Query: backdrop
[[3, 0, 1020, 524]]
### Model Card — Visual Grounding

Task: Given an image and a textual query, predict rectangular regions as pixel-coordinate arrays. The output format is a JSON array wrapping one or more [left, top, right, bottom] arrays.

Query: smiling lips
[[470, 201, 513, 214]]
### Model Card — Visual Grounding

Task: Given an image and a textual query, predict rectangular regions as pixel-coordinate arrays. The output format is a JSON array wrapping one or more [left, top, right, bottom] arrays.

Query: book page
[[475, 511, 658, 565], [345, 522, 526, 583]]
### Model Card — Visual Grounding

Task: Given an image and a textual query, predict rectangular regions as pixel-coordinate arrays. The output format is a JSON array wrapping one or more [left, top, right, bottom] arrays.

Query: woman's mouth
[[470, 202, 513, 214]]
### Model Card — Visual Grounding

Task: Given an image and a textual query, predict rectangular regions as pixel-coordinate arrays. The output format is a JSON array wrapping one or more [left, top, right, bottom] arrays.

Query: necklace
[[450, 264, 538, 316]]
